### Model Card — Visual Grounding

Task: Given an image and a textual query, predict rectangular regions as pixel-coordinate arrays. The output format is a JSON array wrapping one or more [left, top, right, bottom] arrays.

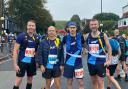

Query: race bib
[[89, 44, 99, 54], [75, 68, 84, 78], [25, 48, 35, 57], [48, 55, 58, 64]]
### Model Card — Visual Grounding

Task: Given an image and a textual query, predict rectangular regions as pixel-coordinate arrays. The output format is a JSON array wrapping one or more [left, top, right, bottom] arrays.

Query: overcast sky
[[45, 0, 128, 20]]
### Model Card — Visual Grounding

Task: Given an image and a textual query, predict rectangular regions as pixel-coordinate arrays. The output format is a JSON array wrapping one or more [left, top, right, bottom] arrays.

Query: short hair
[[90, 19, 99, 23], [27, 19, 36, 25], [90, 19, 99, 22]]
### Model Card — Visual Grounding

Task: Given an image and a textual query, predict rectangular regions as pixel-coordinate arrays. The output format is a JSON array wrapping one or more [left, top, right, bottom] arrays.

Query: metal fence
[[0, 42, 14, 60]]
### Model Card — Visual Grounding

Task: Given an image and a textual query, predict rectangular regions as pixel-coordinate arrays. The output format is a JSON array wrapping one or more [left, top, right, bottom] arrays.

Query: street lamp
[[100, 0, 103, 32]]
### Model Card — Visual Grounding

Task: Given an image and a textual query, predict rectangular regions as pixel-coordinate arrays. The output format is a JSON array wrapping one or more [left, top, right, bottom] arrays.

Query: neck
[[48, 36, 56, 40], [28, 32, 34, 37], [91, 30, 99, 37], [70, 33, 76, 37]]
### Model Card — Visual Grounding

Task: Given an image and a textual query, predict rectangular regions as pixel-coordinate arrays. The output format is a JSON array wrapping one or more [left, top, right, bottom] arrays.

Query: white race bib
[[89, 44, 99, 54], [25, 48, 35, 57], [75, 68, 84, 78], [48, 55, 58, 64]]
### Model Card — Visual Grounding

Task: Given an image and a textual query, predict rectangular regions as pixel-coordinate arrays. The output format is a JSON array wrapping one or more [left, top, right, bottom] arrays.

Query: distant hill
[[55, 20, 67, 29]]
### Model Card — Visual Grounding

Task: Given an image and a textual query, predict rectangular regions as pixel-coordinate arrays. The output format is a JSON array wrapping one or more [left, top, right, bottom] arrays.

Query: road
[[0, 55, 128, 89]]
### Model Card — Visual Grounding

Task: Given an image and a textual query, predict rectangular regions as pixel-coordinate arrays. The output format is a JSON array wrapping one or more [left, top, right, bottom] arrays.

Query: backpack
[[109, 38, 119, 56], [19, 33, 40, 51], [113, 36, 126, 54]]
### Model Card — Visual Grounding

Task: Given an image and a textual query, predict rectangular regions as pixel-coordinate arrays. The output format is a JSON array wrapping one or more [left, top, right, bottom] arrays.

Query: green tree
[[8, 0, 54, 34], [93, 12, 119, 32], [93, 13, 119, 21]]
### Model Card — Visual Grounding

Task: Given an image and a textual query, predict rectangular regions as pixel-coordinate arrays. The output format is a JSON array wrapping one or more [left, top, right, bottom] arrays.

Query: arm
[[12, 43, 20, 72], [37, 41, 45, 73], [104, 33, 112, 66]]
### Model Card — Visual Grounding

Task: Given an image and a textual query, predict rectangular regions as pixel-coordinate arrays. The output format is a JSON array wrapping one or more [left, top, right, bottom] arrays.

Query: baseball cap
[[68, 21, 77, 27]]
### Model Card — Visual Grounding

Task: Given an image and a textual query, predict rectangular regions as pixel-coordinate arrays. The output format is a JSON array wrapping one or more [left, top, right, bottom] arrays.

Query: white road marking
[[0, 59, 11, 64]]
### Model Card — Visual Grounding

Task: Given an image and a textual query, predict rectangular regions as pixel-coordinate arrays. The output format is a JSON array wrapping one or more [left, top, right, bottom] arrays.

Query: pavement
[[0, 55, 128, 89]]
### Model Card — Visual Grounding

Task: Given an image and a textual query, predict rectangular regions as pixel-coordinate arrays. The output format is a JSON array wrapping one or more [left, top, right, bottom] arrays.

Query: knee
[[27, 77, 33, 83], [15, 77, 23, 86]]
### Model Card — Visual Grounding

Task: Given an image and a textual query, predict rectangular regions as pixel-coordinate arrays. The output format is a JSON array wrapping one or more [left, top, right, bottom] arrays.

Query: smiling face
[[27, 20, 36, 34], [47, 26, 56, 38], [89, 20, 99, 32]]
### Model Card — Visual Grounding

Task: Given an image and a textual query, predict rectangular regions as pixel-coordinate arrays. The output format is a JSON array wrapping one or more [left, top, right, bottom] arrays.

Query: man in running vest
[[84, 19, 112, 89], [12, 20, 39, 89]]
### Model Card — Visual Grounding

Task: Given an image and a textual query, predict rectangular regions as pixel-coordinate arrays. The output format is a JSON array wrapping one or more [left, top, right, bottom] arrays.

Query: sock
[[13, 86, 19, 89], [26, 83, 32, 89]]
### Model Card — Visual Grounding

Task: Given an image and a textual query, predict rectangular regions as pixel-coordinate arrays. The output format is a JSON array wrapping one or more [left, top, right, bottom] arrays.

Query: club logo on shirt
[[50, 46, 56, 49], [71, 42, 76, 45], [28, 40, 34, 43], [91, 40, 98, 44]]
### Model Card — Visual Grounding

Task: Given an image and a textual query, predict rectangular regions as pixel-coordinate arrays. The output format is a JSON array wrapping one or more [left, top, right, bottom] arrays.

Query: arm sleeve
[[16, 33, 24, 44]]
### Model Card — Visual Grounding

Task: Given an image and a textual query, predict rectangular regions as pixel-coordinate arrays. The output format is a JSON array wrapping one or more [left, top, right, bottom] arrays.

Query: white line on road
[[0, 59, 11, 65]]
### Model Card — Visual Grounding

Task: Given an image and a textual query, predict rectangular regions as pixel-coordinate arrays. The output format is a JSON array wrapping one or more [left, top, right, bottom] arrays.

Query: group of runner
[[12, 19, 128, 89]]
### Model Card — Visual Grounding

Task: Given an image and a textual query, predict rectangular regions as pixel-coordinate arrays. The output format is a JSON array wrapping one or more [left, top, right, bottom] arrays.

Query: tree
[[70, 14, 81, 32], [93, 13, 119, 21], [8, 0, 54, 34], [93, 12, 119, 31]]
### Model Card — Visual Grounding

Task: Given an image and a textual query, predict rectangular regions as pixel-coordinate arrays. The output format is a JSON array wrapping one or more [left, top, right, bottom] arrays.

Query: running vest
[[86, 32, 106, 65], [66, 33, 82, 51], [19, 33, 39, 51]]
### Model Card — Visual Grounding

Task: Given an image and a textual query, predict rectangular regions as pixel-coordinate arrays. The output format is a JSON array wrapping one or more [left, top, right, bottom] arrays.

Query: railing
[[0, 42, 14, 60]]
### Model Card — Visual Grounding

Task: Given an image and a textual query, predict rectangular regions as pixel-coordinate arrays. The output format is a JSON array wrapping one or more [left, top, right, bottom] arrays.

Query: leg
[[121, 61, 127, 74], [115, 63, 121, 79], [54, 77, 61, 89], [45, 79, 51, 89], [90, 76, 98, 89], [98, 76, 105, 89], [26, 63, 36, 89], [77, 79, 84, 89], [26, 76, 33, 89], [66, 78, 73, 89], [107, 77, 111, 89], [13, 77, 23, 89], [13, 62, 26, 89], [107, 76, 121, 89]]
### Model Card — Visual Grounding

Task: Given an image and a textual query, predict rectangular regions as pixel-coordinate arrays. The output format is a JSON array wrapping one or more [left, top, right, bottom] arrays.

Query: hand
[[104, 59, 111, 67], [60, 66, 64, 72], [82, 48, 88, 54], [40, 65, 45, 73], [14, 64, 20, 73]]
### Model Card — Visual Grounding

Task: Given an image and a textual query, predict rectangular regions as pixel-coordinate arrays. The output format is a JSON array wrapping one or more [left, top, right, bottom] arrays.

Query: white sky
[[45, 0, 128, 20]]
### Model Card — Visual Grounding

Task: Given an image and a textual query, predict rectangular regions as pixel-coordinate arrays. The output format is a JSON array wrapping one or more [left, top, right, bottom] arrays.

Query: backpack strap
[[97, 32, 107, 54]]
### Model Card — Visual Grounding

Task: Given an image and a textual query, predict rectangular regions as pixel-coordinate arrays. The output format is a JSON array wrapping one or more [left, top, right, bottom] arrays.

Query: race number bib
[[89, 44, 99, 54], [25, 48, 35, 57], [48, 55, 58, 64], [75, 68, 84, 78]]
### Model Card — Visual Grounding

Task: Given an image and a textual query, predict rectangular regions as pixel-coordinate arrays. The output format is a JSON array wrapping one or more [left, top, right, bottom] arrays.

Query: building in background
[[118, 4, 128, 29]]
